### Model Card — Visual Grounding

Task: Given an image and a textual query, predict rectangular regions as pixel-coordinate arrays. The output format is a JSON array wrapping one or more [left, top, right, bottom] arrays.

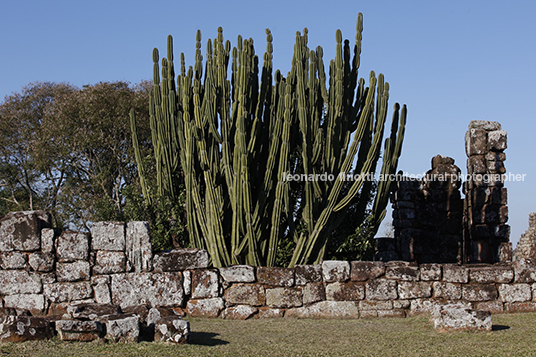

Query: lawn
[[1, 313, 536, 356]]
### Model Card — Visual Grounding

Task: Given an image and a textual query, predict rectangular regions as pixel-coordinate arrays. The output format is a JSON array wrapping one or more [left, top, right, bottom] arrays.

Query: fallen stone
[[433, 303, 492, 332], [365, 279, 397, 300], [154, 316, 190, 344], [146, 307, 181, 327], [219, 265, 256, 283], [0, 251, 28, 269], [56, 261, 91, 282], [350, 261, 385, 282], [286, 301, 359, 319], [43, 281, 93, 303], [93, 251, 127, 275], [102, 313, 140, 343], [0, 270, 42, 295], [224, 283, 265, 306], [125, 222, 153, 272], [3, 294, 45, 316], [91, 221, 126, 251], [191, 269, 220, 299], [257, 267, 294, 287], [186, 298, 224, 318], [294, 265, 323, 285], [266, 287, 303, 308], [111, 272, 184, 308], [28, 252, 55, 272], [121, 304, 151, 324], [65, 302, 121, 320], [222, 305, 258, 320], [0, 316, 54, 342], [322, 261, 350, 283], [56, 231, 89, 262], [325, 282, 365, 301], [55, 319, 105, 341], [183, 270, 191, 295]]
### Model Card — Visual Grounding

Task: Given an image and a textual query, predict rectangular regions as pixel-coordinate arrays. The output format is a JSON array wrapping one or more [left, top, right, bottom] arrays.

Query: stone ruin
[[513, 213, 536, 261]]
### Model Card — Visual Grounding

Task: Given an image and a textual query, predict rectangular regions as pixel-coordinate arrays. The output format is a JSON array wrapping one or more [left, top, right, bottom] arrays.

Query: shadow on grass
[[492, 325, 510, 331], [188, 332, 229, 346]]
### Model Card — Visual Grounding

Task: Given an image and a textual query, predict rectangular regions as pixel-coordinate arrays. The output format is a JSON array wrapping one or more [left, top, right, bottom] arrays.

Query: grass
[[2, 313, 536, 356]]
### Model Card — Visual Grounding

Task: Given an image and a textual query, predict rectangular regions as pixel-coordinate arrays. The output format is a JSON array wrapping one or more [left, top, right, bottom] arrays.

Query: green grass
[[2, 313, 536, 356]]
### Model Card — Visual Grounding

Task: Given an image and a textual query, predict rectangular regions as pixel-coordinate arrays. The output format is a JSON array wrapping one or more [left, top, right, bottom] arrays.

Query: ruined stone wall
[[2, 210, 536, 320], [514, 213, 536, 261]]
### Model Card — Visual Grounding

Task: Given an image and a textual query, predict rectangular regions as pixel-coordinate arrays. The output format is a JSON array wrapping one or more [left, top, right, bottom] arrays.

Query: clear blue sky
[[1, 0, 535, 247]]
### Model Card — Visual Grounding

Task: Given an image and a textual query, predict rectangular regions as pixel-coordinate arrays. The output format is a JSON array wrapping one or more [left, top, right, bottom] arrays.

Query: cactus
[[131, 13, 407, 267]]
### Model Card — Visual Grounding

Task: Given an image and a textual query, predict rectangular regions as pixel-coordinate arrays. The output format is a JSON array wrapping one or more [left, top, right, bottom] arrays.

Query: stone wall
[[2, 210, 536, 320], [514, 213, 536, 261]]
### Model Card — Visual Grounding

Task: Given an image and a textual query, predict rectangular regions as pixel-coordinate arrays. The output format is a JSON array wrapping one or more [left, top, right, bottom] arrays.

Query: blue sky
[[1, 0, 535, 247]]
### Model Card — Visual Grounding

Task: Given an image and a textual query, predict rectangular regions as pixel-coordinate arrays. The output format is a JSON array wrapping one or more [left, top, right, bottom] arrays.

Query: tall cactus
[[131, 13, 407, 267]]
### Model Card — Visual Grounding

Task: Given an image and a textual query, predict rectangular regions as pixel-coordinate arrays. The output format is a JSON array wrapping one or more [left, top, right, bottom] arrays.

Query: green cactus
[[131, 13, 407, 267]]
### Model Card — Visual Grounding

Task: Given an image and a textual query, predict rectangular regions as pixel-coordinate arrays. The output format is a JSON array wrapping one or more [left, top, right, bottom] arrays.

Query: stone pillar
[[464, 120, 510, 263]]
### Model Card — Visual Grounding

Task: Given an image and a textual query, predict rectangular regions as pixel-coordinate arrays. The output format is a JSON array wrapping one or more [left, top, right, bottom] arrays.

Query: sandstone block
[[219, 265, 255, 283], [93, 251, 126, 275], [365, 279, 397, 300], [462, 284, 498, 302], [103, 313, 140, 343], [512, 258, 536, 283], [222, 305, 258, 320], [44, 281, 93, 303], [469, 266, 514, 284], [419, 264, 442, 281], [359, 300, 393, 311], [469, 120, 501, 131], [488, 130, 507, 152], [111, 272, 184, 308], [186, 298, 224, 318], [40, 228, 55, 254], [191, 269, 219, 299], [433, 282, 462, 300], [65, 302, 121, 320], [433, 304, 492, 332], [505, 302, 536, 313], [56, 231, 89, 262], [322, 261, 350, 283], [56, 261, 90, 282], [294, 264, 322, 285], [325, 282, 365, 301], [475, 301, 505, 314], [0, 211, 50, 252], [256, 307, 285, 318], [257, 267, 294, 287], [91, 275, 111, 304], [266, 287, 303, 308], [3, 294, 45, 315], [146, 307, 182, 327], [121, 304, 151, 324], [125, 221, 153, 272], [224, 283, 265, 306], [154, 316, 189, 344], [0, 316, 53, 342], [28, 252, 55, 272], [285, 301, 359, 319], [302, 282, 326, 304], [55, 320, 105, 341], [350, 261, 385, 281], [465, 128, 487, 156], [442, 264, 469, 283], [0, 270, 42, 295], [0, 251, 28, 269], [385, 263, 420, 281], [91, 221, 125, 251], [153, 249, 209, 272], [397, 281, 432, 299], [498, 283, 531, 303]]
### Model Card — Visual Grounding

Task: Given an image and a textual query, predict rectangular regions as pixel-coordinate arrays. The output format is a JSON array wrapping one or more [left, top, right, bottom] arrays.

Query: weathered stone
[[0, 251, 28, 269], [224, 283, 265, 306], [325, 282, 365, 301], [56, 231, 89, 262], [385, 263, 420, 281], [398, 281, 432, 299], [93, 251, 126, 275], [462, 284, 498, 301], [266, 287, 303, 308], [91, 275, 111, 304], [146, 307, 181, 327], [191, 269, 220, 299], [302, 282, 326, 305], [41, 272, 56, 284], [465, 128, 488, 156], [512, 258, 536, 283], [409, 299, 437, 316], [219, 265, 255, 283], [488, 130, 507, 152], [505, 302, 536, 313], [294, 265, 323, 285], [257, 267, 294, 287], [0, 270, 42, 295], [322, 261, 350, 283], [256, 307, 285, 318], [442, 264, 469, 283], [419, 264, 442, 281], [111, 272, 184, 308], [65, 303, 121, 320], [55, 319, 105, 341], [125, 221, 153, 272], [56, 261, 90, 282], [0, 211, 50, 252], [154, 316, 189, 344], [183, 270, 191, 295], [285, 301, 359, 319], [222, 305, 258, 320], [186, 298, 224, 318], [469, 265, 514, 283], [28, 252, 55, 272], [91, 221, 125, 251], [153, 249, 209, 272], [433, 282, 462, 300], [40, 228, 55, 254], [0, 316, 53, 342], [350, 261, 385, 281], [393, 300, 411, 309], [121, 304, 151, 324], [498, 283, 531, 303], [359, 300, 393, 311], [44, 281, 93, 303], [365, 279, 397, 300], [469, 120, 501, 131], [475, 301, 505, 314], [377, 309, 406, 318], [433, 304, 492, 332], [103, 313, 140, 342], [3, 294, 45, 315]]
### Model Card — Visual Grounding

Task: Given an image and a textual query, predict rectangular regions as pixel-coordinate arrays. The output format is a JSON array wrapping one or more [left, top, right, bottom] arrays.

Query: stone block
[[257, 267, 294, 287], [462, 284, 498, 302], [285, 301, 359, 319], [3, 294, 45, 315], [154, 316, 189, 344], [325, 282, 365, 301], [469, 120, 501, 131], [505, 302, 536, 313], [465, 128, 487, 156], [359, 300, 393, 311], [488, 130, 507, 152], [224, 283, 265, 306], [377, 309, 406, 318], [0, 251, 28, 269], [91, 275, 111, 304], [191, 269, 219, 299], [350, 261, 385, 281], [365, 279, 397, 300], [28, 252, 55, 272], [0, 270, 42, 295], [419, 264, 442, 281], [125, 221, 153, 272], [498, 283, 531, 303], [103, 313, 140, 342], [475, 301, 505, 314], [146, 307, 181, 327], [111, 272, 184, 308], [153, 249, 209, 272], [56, 231, 89, 262], [256, 307, 285, 318], [183, 270, 191, 295], [56, 261, 90, 282], [121, 304, 151, 324], [65, 302, 121, 320], [294, 264, 323, 285], [91, 221, 125, 251], [222, 305, 258, 320], [40, 228, 55, 254], [442, 264, 469, 283], [0, 316, 53, 342], [469, 265, 513, 284], [44, 281, 93, 303], [186, 298, 224, 318], [393, 300, 411, 309], [55, 320, 105, 341], [433, 282, 462, 300], [302, 282, 326, 305], [512, 258, 536, 283], [93, 251, 126, 275], [385, 263, 420, 281], [322, 261, 350, 283], [432, 304, 492, 332], [0, 211, 50, 252], [398, 281, 432, 299], [266, 287, 303, 308], [219, 265, 255, 283]]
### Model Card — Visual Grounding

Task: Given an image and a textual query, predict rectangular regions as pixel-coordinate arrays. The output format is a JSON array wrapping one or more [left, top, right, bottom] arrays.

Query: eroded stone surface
[[385, 263, 420, 281], [462, 284, 498, 302], [366, 279, 397, 300], [398, 281, 432, 299], [0, 251, 28, 269], [91, 221, 125, 251], [442, 264, 469, 283], [433, 282, 462, 300], [3, 294, 45, 315], [302, 282, 326, 305], [325, 282, 365, 301], [111, 272, 184, 308], [0, 211, 49, 252], [419, 264, 442, 281], [498, 283, 531, 303], [91, 275, 111, 304], [469, 266, 514, 284], [322, 261, 350, 283], [28, 252, 55, 272], [0, 316, 53, 342]]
